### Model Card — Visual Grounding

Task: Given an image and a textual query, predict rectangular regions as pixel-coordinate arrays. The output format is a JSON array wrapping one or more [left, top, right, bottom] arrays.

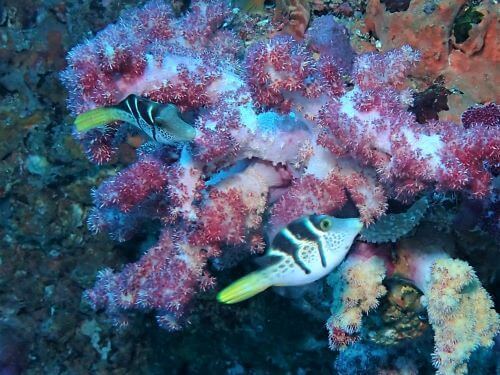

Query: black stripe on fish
[[115, 94, 134, 113], [304, 219, 327, 268], [150, 117, 157, 141], [118, 95, 158, 141], [288, 218, 327, 268], [272, 228, 311, 274], [138, 100, 154, 126], [255, 254, 284, 268], [136, 98, 157, 140], [287, 217, 320, 241], [146, 103, 159, 133], [129, 95, 141, 122], [132, 96, 150, 136], [120, 95, 144, 131]]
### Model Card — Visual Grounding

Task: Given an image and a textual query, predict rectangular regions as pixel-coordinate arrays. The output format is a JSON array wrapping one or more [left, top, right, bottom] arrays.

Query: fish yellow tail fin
[[74, 108, 129, 132], [217, 270, 272, 304]]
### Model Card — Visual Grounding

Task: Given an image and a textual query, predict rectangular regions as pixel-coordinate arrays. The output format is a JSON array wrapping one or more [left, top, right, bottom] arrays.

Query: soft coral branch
[[85, 229, 206, 330]]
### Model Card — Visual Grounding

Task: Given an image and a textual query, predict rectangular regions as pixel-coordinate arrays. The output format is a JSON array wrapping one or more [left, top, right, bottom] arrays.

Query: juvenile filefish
[[74, 94, 196, 144], [217, 215, 363, 304]]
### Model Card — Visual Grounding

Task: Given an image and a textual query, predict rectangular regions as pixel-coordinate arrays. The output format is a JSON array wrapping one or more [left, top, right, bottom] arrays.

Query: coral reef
[[305, 14, 355, 73], [332, 228, 499, 374], [57, 3, 500, 372], [426, 258, 498, 375], [461, 102, 500, 129], [362, 277, 429, 345], [326, 243, 387, 349], [0, 0, 163, 372], [333, 339, 430, 374], [363, 0, 499, 121], [1, 0, 497, 372], [276, 0, 311, 40], [60, 0, 498, 333], [85, 228, 212, 329], [393, 232, 499, 375]]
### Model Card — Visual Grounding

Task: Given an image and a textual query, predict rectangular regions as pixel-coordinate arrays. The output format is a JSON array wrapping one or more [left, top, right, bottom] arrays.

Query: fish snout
[[331, 217, 363, 235], [156, 104, 196, 142]]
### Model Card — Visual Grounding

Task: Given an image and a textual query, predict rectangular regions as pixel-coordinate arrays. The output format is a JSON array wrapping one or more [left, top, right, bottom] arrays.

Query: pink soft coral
[[61, 0, 499, 328]]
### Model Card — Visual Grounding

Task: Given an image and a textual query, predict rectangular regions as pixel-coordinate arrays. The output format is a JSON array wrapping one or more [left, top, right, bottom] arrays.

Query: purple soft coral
[[61, 0, 499, 332], [306, 15, 355, 74]]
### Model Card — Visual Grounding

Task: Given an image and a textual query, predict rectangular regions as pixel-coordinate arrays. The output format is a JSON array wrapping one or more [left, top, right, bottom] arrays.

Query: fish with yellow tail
[[74, 94, 196, 144], [217, 215, 363, 304]]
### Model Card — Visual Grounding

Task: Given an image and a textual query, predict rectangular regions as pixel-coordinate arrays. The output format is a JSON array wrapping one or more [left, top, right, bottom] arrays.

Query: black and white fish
[[217, 215, 363, 304], [74, 94, 196, 144]]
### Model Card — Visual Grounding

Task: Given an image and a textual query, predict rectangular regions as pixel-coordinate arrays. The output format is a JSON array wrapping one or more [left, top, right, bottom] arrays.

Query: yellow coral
[[327, 253, 387, 348], [426, 258, 499, 375]]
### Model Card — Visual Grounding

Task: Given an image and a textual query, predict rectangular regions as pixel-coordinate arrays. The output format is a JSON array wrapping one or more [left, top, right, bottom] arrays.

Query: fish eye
[[319, 218, 332, 231]]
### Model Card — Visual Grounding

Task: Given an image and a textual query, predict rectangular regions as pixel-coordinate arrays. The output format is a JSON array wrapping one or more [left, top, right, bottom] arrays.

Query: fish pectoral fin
[[217, 270, 272, 304], [155, 104, 196, 141], [74, 107, 130, 132]]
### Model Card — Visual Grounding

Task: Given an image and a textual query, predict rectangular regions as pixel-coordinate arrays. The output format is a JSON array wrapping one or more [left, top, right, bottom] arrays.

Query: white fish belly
[[268, 253, 338, 286]]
